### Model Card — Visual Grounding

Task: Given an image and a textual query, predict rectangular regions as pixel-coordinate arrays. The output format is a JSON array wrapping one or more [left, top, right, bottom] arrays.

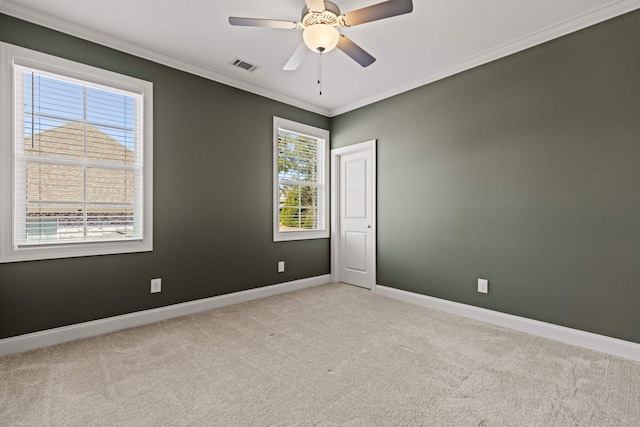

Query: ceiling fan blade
[[341, 0, 413, 27], [283, 43, 309, 71], [305, 0, 326, 13], [228, 17, 298, 30], [337, 35, 376, 67]]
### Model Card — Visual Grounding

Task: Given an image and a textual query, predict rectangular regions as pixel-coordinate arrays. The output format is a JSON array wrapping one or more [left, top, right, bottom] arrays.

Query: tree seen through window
[[278, 130, 320, 231]]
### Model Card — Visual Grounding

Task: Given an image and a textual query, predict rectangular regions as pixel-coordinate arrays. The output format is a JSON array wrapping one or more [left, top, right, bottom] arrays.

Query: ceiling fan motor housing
[[301, 1, 341, 27]]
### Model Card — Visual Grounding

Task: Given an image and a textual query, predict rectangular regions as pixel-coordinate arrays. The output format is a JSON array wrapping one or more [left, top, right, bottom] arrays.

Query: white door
[[331, 140, 376, 290]]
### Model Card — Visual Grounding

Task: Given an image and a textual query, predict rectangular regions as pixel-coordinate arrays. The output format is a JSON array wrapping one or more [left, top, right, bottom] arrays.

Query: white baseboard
[[0, 275, 330, 357], [376, 285, 640, 362]]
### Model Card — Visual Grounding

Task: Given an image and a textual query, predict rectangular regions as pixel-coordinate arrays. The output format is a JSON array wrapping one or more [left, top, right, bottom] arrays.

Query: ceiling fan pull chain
[[318, 52, 322, 95]]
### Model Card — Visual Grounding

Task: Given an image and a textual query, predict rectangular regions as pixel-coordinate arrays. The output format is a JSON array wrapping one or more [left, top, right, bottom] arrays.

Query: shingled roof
[[25, 121, 135, 163], [24, 121, 135, 215]]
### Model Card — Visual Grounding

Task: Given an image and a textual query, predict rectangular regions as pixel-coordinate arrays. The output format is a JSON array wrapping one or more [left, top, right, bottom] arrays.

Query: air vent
[[229, 58, 260, 72]]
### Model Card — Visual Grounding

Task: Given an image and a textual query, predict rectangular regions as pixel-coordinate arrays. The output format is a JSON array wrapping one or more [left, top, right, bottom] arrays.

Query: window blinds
[[277, 128, 325, 231], [14, 65, 144, 246]]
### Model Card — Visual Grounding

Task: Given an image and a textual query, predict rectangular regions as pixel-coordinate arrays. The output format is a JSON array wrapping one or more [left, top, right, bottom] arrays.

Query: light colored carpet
[[1, 283, 639, 426]]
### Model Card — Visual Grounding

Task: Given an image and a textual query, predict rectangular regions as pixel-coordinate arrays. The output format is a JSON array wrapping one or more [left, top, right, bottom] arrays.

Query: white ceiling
[[2, 0, 639, 116]]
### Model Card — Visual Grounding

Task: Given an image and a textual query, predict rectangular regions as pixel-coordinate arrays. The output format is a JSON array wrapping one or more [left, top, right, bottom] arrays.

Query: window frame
[[273, 117, 329, 242], [0, 42, 153, 263]]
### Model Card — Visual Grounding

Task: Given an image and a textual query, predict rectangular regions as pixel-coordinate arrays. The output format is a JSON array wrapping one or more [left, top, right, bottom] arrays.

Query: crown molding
[[329, 0, 640, 116], [1, 0, 639, 118], [0, 1, 331, 117]]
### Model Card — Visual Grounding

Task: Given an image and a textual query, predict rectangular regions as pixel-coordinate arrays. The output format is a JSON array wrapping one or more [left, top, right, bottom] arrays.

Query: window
[[273, 117, 329, 242], [0, 42, 153, 263]]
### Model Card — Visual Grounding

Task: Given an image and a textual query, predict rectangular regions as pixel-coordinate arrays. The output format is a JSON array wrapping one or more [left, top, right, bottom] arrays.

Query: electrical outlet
[[278, 261, 285, 273], [478, 278, 488, 294], [151, 278, 161, 293]]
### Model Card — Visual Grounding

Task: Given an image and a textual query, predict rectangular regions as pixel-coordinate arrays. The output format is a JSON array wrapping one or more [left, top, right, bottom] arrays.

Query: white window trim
[[273, 117, 329, 242], [0, 42, 153, 263]]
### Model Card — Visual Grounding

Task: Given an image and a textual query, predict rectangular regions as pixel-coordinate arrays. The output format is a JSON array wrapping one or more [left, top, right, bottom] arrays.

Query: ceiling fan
[[229, 0, 414, 70]]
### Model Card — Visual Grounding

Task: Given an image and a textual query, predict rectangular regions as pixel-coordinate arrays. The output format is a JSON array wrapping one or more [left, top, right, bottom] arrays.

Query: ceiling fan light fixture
[[303, 24, 340, 53]]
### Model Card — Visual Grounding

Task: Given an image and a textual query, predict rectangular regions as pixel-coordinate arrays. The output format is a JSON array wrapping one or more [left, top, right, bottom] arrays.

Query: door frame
[[330, 140, 377, 292]]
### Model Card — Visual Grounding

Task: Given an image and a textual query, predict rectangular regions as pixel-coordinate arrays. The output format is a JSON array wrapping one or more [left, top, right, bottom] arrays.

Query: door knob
[[367, 224, 372, 229]]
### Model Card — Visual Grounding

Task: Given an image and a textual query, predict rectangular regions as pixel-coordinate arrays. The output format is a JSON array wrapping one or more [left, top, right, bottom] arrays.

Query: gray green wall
[[0, 14, 330, 339], [332, 10, 640, 344], [2, 10, 640, 345]]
